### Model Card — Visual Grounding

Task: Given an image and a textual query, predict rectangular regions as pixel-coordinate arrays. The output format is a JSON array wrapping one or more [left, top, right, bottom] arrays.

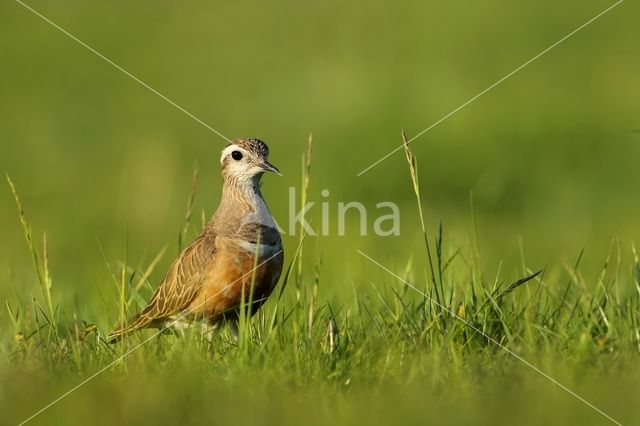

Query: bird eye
[[231, 150, 243, 161]]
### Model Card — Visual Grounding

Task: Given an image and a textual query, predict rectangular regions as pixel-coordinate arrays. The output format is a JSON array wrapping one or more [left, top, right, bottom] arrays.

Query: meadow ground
[[1, 1, 640, 425]]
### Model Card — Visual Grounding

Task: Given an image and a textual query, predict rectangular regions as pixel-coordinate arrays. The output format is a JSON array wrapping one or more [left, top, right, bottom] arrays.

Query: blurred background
[[0, 0, 638, 315]]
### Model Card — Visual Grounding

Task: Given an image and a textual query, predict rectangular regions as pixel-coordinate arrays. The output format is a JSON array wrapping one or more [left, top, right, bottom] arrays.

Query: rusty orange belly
[[186, 239, 284, 321]]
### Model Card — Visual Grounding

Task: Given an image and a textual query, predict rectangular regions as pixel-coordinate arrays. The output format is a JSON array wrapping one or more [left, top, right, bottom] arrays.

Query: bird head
[[220, 138, 280, 184]]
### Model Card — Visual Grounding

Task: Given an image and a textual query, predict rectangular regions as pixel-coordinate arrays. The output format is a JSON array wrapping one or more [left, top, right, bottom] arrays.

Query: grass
[[2, 138, 640, 426]]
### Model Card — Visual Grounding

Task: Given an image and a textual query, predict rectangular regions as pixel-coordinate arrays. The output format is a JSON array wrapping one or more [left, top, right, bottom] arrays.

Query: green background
[[1, 0, 639, 424]]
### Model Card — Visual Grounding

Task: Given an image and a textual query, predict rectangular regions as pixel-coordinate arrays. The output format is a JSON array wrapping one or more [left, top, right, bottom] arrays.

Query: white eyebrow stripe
[[220, 144, 241, 164]]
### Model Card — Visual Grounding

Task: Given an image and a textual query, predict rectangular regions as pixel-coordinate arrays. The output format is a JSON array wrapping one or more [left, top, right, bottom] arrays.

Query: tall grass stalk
[[400, 132, 443, 316], [6, 175, 57, 342], [179, 163, 199, 252], [296, 134, 313, 292], [291, 134, 313, 369]]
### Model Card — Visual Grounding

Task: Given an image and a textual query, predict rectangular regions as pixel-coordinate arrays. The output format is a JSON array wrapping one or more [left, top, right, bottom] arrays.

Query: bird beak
[[262, 160, 281, 176]]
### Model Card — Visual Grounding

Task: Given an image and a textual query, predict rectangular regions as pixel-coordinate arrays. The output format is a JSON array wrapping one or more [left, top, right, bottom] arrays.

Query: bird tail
[[107, 313, 154, 344]]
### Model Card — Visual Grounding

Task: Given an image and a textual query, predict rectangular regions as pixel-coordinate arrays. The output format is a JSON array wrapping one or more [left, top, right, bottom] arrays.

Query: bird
[[108, 137, 284, 343]]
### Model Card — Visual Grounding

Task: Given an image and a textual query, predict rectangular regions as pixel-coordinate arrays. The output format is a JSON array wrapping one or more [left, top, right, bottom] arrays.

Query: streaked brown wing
[[114, 231, 216, 336], [140, 231, 215, 320]]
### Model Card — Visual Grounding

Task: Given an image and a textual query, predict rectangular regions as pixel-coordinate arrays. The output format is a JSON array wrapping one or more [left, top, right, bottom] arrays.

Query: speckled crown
[[230, 138, 269, 158]]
